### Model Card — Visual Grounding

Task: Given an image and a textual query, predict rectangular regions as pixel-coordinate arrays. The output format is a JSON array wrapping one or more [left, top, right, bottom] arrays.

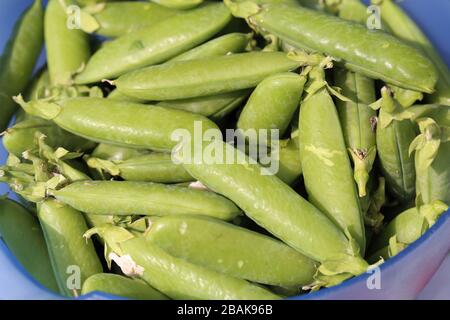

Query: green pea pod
[[79, 2, 179, 38], [86, 153, 193, 183], [52, 180, 241, 220], [15, 96, 218, 152], [115, 52, 302, 100], [75, 3, 231, 83], [237, 72, 305, 138], [169, 32, 252, 62], [150, 0, 204, 10], [334, 68, 377, 197], [373, 0, 450, 105], [3, 118, 96, 156], [147, 215, 317, 287], [81, 273, 168, 300], [107, 89, 147, 103], [0, 0, 43, 131], [38, 200, 103, 297], [76, 0, 127, 5], [299, 67, 365, 251], [410, 118, 450, 206], [334, 0, 368, 23], [0, 198, 58, 292], [274, 138, 302, 185], [91, 143, 150, 161], [45, 0, 91, 86], [226, 2, 437, 93]]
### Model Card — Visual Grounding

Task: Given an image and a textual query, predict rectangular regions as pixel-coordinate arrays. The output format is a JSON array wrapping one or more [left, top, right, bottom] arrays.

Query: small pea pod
[[15, 96, 218, 152], [0, 198, 58, 292], [89, 225, 281, 300], [409, 118, 450, 206], [0, 0, 43, 130], [38, 200, 103, 297], [334, 68, 377, 197], [373, 0, 450, 106], [45, 0, 91, 86], [81, 273, 168, 300], [75, 3, 231, 83], [376, 87, 416, 204], [299, 67, 365, 251], [147, 215, 317, 287], [237, 72, 305, 138], [226, 2, 437, 93], [91, 143, 150, 162], [79, 2, 179, 38], [273, 138, 302, 185], [149, 0, 203, 10], [86, 153, 193, 183], [115, 52, 302, 100], [52, 180, 241, 220]]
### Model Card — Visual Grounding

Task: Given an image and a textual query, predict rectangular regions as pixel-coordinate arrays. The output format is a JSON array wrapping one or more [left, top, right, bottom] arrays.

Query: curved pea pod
[[373, 0, 450, 106], [81, 273, 168, 300], [52, 180, 241, 220], [410, 118, 450, 206], [177, 139, 370, 287], [150, 0, 203, 10], [158, 90, 250, 117], [91, 143, 150, 162], [334, 68, 377, 197], [38, 200, 103, 297], [75, 3, 231, 84], [237, 72, 305, 138], [299, 67, 365, 251], [2, 118, 96, 156], [147, 215, 317, 287], [0, 0, 43, 131], [15, 96, 218, 152], [169, 32, 252, 62], [0, 198, 58, 292], [115, 52, 302, 101], [273, 138, 302, 185], [45, 0, 91, 86], [86, 153, 193, 183], [226, 2, 437, 93], [79, 2, 179, 38]]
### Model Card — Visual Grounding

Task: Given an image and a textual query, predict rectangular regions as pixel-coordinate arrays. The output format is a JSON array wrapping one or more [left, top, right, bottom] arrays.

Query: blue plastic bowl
[[0, 0, 449, 300]]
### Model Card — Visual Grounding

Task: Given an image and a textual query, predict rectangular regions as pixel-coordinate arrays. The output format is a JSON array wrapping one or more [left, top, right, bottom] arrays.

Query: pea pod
[[79, 2, 179, 38], [373, 0, 450, 105], [150, 0, 204, 10], [86, 153, 193, 183], [0, 0, 43, 130], [273, 138, 302, 185], [115, 52, 302, 100], [45, 0, 91, 86], [0, 198, 58, 292], [81, 273, 168, 300], [38, 200, 103, 297], [237, 72, 305, 138], [52, 180, 241, 220], [225, 2, 437, 93], [75, 3, 232, 84], [91, 143, 150, 162], [147, 215, 317, 287], [107, 89, 147, 103], [15, 96, 218, 152]]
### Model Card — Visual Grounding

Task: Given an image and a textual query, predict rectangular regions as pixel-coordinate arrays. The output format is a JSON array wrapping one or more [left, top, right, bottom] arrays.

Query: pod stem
[[223, 0, 261, 19], [349, 147, 377, 197], [13, 94, 61, 120]]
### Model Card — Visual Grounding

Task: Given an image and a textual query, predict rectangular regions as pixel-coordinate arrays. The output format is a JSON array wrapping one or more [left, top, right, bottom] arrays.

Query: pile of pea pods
[[0, 0, 449, 300]]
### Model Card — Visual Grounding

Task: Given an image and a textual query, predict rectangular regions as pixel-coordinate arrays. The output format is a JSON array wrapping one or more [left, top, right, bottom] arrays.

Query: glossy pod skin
[[86, 153, 193, 183], [0, 198, 58, 292], [237, 72, 305, 138], [334, 68, 377, 197], [115, 52, 302, 101], [16, 97, 218, 152], [38, 200, 103, 296], [52, 180, 241, 220], [45, 0, 91, 86], [150, 0, 204, 10], [299, 68, 365, 251], [0, 0, 43, 131], [81, 273, 168, 300], [3, 118, 96, 156], [75, 3, 232, 83], [120, 235, 281, 300], [91, 143, 149, 161], [80, 2, 179, 38], [227, 2, 438, 93], [147, 215, 317, 287], [373, 0, 450, 105]]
